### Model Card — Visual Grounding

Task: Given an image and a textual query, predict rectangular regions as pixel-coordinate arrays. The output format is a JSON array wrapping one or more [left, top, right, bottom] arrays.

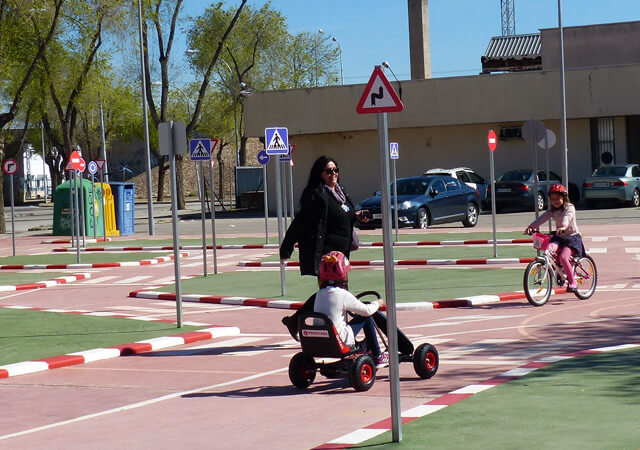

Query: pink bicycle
[[523, 232, 598, 306]]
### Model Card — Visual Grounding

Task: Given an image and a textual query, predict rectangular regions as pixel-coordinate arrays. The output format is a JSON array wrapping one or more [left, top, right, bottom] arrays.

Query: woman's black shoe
[[282, 316, 299, 341], [566, 286, 577, 293]]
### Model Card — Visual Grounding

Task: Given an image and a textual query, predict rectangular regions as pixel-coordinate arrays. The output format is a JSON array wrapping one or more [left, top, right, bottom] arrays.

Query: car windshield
[[498, 170, 531, 182], [394, 179, 429, 196], [593, 166, 627, 177]]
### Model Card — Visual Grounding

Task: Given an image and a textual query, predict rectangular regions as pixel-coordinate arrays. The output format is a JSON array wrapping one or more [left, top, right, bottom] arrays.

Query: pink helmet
[[319, 251, 350, 281], [549, 184, 568, 196]]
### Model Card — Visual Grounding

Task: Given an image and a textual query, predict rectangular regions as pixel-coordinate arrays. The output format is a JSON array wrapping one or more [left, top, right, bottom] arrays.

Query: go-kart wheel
[[349, 355, 376, 392], [413, 343, 439, 379], [289, 352, 316, 389]]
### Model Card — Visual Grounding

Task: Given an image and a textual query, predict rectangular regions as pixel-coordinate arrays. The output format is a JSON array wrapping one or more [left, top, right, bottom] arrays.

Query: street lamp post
[[332, 36, 344, 85], [136, 0, 155, 235], [153, 81, 192, 117]]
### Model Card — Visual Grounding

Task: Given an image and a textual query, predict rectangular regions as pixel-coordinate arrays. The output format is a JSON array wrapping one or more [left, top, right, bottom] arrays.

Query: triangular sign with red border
[[95, 159, 105, 170], [210, 139, 219, 151], [65, 161, 73, 171], [356, 66, 403, 114]]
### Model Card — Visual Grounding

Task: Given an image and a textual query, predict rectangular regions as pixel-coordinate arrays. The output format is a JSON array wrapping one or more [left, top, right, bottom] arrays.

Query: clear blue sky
[[182, 0, 640, 84]]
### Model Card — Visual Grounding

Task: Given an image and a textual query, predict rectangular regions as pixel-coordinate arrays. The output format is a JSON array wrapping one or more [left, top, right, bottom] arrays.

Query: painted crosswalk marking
[[441, 338, 517, 359], [82, 276, 119, 284], [491, 340, 577, 360], [115, 276, 154, 284]]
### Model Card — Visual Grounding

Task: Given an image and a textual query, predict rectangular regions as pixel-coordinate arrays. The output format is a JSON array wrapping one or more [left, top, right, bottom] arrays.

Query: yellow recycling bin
[[99, 183, 120, 237]]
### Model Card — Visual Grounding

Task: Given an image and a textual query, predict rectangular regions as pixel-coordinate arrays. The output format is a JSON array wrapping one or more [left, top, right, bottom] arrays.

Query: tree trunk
[[157, 160, 167, 202], [176, 154, 185, 210], [0, 170, 5, 234], [217, 160, 225, 206]]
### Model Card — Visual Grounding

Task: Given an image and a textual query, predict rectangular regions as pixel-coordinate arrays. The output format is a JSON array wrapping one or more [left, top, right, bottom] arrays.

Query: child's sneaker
[[375, 352, 389, 368]]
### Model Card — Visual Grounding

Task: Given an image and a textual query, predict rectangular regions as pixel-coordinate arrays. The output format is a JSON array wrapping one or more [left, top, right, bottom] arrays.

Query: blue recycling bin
[[109, 182, 135, 235]]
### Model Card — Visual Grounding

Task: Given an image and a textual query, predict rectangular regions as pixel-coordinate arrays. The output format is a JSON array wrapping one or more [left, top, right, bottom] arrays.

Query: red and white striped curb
[[53, 244, 281, 252], [0, 252, 188, 270], [0, 304, 239, 379], [41, 237, 113, 244], [128, 287, 567, 310], [316, 342, 640, 448], [359, 238, 533, 247], [238, 257, 535, 267], [0, 273, 91, 292]]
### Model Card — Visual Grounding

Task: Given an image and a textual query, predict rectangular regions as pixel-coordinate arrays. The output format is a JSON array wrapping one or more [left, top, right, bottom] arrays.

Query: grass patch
[[0, 272, 73, 286], [0, 252, 175, 265], [0, 308, 201, 366], [356, 349, 640, 449], [159, 267, 523, 302]]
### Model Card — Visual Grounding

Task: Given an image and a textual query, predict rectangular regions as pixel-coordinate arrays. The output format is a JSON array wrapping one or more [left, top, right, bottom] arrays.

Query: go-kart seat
[[298, 312, 358, 358]]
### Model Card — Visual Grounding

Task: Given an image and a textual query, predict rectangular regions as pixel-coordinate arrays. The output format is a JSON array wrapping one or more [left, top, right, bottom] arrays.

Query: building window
[[597, 117, 615, 165]]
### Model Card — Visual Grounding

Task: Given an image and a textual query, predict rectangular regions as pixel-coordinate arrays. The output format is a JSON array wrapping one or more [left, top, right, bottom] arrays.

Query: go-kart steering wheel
[[356, 291, 383, 302]]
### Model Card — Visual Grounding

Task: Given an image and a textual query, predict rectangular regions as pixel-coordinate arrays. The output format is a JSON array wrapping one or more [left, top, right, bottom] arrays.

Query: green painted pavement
[[0, 309, 201, 366], [159, 267, 523, 302], [0, 252, 175, 265], [356, 349, 640, 449]]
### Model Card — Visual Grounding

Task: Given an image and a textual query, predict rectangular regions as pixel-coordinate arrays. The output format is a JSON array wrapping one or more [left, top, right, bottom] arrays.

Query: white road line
[[624, 248, 640, 253], [82, 276, 119, 284], [587, 248, 607, 254], [590, 236, 609, 242], [156, 337, 267, 356], [0, 366, 288, 441], [441, 338, 517, 359], [439, 359, 525, 366], [622, 236, 640, 241], [490, 340, 577, 360], [114, 276, 154, 284]]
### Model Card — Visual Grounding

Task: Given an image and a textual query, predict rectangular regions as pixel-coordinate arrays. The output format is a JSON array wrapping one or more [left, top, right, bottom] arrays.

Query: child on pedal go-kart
[[313, 251, 389, 367]]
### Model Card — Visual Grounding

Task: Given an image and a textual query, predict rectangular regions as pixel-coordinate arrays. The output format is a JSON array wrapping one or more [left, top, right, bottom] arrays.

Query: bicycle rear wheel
[[523, 260, 552, 306], [573, 255, 597, 299]]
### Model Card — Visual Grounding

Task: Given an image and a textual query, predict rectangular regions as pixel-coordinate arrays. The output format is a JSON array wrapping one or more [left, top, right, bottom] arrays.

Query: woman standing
[[280, 156, 370, 339]]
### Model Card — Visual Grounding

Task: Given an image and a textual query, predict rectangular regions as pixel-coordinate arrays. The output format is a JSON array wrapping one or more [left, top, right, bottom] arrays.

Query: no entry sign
[[488, 130, 497, 152]]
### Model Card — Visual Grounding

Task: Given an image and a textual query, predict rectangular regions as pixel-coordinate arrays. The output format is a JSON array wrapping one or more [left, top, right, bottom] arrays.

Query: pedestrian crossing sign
[[390, 142, 399, 159], [265, 127, 288, 155], [189, 139, 212, 161]]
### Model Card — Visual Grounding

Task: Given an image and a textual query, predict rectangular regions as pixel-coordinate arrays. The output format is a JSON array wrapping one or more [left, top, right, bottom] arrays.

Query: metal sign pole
[[288, 161, 294, 221], [377, 112, 401, 442], [545, 133, 552, 233], [91, 176, 96, 240], [393, 158, 399, 241], [78, 170, 86, 247], [40, 123, 47, 203], [10, 174, 15, 256], [69, 170, 75, 248], [73, 171, 81, 263], [263, 164, 269, 244], [101, 168, 107, 240], [281, 160, 288, 230], [275, 155, 286, 296], [199, 161, 208, 277], [533, 126, 539, 219], [209, 161, 218, 274], [490, 149, 498, 258], [169, 136, 183, 327]]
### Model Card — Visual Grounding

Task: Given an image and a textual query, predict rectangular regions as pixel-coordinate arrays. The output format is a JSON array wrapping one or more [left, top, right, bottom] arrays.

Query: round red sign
[[78, 158, 86, 172], [487, 130, 498, 152]]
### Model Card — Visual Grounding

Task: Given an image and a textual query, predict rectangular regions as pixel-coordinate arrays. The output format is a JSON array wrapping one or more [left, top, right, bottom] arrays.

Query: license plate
[[373, 213, 382, 219], [497, 188, 511, 193], [594, 182, 609, 188]]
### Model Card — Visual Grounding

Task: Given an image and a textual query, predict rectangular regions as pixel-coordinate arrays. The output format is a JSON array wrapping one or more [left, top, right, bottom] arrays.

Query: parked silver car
[[582, 164, 640, 208]]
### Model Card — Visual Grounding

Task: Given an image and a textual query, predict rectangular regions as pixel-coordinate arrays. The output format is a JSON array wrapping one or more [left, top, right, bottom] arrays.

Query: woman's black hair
[[301, 155, 337, 203]]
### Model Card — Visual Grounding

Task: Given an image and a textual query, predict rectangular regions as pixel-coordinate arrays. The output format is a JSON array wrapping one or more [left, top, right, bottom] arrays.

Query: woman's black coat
[[279, 184, 355, 276]]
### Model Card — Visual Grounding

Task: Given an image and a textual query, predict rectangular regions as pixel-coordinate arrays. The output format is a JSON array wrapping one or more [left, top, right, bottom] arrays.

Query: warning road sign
[[265, 127, 288, 155], [189, 139, 212, 161], [356, 66, 403, 114]]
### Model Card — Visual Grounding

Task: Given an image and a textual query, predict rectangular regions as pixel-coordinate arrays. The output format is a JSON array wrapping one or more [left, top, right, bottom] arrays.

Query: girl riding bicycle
[[524, 184, 586, 293]]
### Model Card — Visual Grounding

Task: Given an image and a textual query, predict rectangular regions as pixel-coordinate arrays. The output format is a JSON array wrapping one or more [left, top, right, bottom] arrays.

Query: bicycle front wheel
[[574, 255, 597, 299], [523, 260, 552, 306]]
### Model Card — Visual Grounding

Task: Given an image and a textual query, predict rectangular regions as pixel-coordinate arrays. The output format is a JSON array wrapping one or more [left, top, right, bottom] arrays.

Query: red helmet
[[319, 251, 350, 281], [549, 184, 568, 196]]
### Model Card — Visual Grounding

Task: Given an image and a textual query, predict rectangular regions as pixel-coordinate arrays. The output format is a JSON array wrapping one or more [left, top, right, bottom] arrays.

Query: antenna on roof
[[501, 0, 516, 36]]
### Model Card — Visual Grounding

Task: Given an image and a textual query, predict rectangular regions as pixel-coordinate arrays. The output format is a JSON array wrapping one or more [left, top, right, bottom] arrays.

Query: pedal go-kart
[[288, 291, 439, 392]]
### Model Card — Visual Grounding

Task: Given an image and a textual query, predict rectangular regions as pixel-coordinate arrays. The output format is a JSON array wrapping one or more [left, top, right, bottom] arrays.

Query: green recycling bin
[[53, 179, 105, 236]]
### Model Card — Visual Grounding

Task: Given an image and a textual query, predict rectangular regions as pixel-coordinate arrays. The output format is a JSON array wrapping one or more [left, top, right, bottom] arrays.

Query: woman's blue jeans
[[348, 315, 381, 357]]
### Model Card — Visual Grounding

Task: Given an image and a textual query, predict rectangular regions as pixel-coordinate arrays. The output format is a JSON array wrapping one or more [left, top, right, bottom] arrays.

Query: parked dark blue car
[[356, 175, 481, 229]]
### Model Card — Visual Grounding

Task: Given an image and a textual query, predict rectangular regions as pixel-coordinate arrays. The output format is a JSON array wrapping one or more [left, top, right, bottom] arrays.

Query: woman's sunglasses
[[324, 168, 339, 175]]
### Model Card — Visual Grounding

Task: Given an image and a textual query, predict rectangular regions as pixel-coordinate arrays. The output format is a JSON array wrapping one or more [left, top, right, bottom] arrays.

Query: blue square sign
[[189, 139, 212, 161], [265, 127, 288, 155]]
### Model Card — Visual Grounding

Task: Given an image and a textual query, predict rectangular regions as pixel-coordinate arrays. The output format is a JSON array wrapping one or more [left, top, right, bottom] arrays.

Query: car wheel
[[632, 189, 640, 208], [462, 202, 479, 227], [536, 192, 545, 211], [413, 207, 429, 229]]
